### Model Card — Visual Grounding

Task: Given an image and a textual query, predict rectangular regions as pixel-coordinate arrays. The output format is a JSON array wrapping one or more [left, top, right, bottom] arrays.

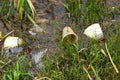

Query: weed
[[65, 0, 82, 20], [0, 0, 36, 25], [65, 0, 107, 26], [84, 0, 107, 24], [2, 55, 33, 80], [40, 25, 120, 79]]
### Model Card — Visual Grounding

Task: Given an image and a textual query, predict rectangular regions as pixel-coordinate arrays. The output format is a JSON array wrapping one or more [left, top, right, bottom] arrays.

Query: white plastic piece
[[28, 30, 37, 35], [84, 23, 104, 40]]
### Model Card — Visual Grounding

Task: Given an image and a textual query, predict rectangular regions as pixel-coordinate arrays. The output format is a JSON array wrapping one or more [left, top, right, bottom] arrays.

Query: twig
[[105, 42, 119, 73], [34, 77, 51, 80], [0, 59, 12, 69], [0, 30, 14, 42], [83, 65, 93, 80]]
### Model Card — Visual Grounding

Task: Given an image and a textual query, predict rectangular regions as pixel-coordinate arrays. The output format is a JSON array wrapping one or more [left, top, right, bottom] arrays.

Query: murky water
[[29, 0, 120, 68], [0, 0, 120, 69], [29, 0, 67, 56]]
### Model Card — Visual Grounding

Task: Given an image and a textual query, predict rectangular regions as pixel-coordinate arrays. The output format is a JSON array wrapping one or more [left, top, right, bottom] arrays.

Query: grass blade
[[83, 65, 92, 80], [26, 0, 36, 17]]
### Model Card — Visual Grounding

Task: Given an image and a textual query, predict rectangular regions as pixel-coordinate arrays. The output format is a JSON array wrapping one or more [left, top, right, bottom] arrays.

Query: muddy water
[[0, 0, 120, 69], [0, 0, 119, 54], [29, 0, 68, 56], [30, 0, 120, 58]]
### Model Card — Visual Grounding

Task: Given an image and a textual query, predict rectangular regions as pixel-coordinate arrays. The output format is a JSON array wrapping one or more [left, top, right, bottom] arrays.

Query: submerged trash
[[4, 47, 23, 54], [62, 26, 78, 44], [35, 18, 49, 24], [28, 30, 37, 36], [31, 49, 47, 70], [29, 24, 44, 35], [3, 36, 25, 54], [10, 47, 23, 54], [84, 23, 104, 41]]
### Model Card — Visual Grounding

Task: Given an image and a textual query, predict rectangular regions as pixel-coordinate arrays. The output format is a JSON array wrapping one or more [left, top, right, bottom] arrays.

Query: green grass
[[65, 0, 82, 19], [40, 27, 120, 79], [65, 0, 107, 26], [37, 22, 120, 80], [2, 55, 33, 80], [85, 0, 107, 24], [0, 0, 36, 26]]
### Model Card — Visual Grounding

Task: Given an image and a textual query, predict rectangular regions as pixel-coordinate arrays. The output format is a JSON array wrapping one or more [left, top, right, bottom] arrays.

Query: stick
[[105, 42, 119, 73], [0, 30, 14, 42], [34, 77, 51, 80], [83, 65, 93, 80]]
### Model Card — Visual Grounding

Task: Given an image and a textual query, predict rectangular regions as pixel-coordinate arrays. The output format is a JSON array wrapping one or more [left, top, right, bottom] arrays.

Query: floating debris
[[28, 30, 37, 36], [29, 24, 44, 35], [62, 26, 78, 44], [35, 18, 49, 24], [10, 47, 23, 54], [102, 21, 113, 28], [84, 23, 104, 41], [31, 49, 47, 70]]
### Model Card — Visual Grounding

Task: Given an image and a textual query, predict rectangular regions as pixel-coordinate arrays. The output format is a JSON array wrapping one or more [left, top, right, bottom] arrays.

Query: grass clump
[[65, 0, 82, 20], [0, 0, 36, 26], [38, 25, 120, 79], [40, 41, 88, 80], [85, 0, 107, 24], [2, 55, 33, 80], [65, 0, 107, 25]]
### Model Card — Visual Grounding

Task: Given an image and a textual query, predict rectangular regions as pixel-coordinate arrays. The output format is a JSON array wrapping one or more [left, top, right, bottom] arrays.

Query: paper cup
[[3, 36, 25, 48], [84, 23, 104, 41], [62, 26, 78, 44]]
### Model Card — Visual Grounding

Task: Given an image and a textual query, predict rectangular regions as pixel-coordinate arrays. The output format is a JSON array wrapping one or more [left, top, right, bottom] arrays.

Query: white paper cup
[[84, 23, 104, 41], [4, 36, 25, 48]]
